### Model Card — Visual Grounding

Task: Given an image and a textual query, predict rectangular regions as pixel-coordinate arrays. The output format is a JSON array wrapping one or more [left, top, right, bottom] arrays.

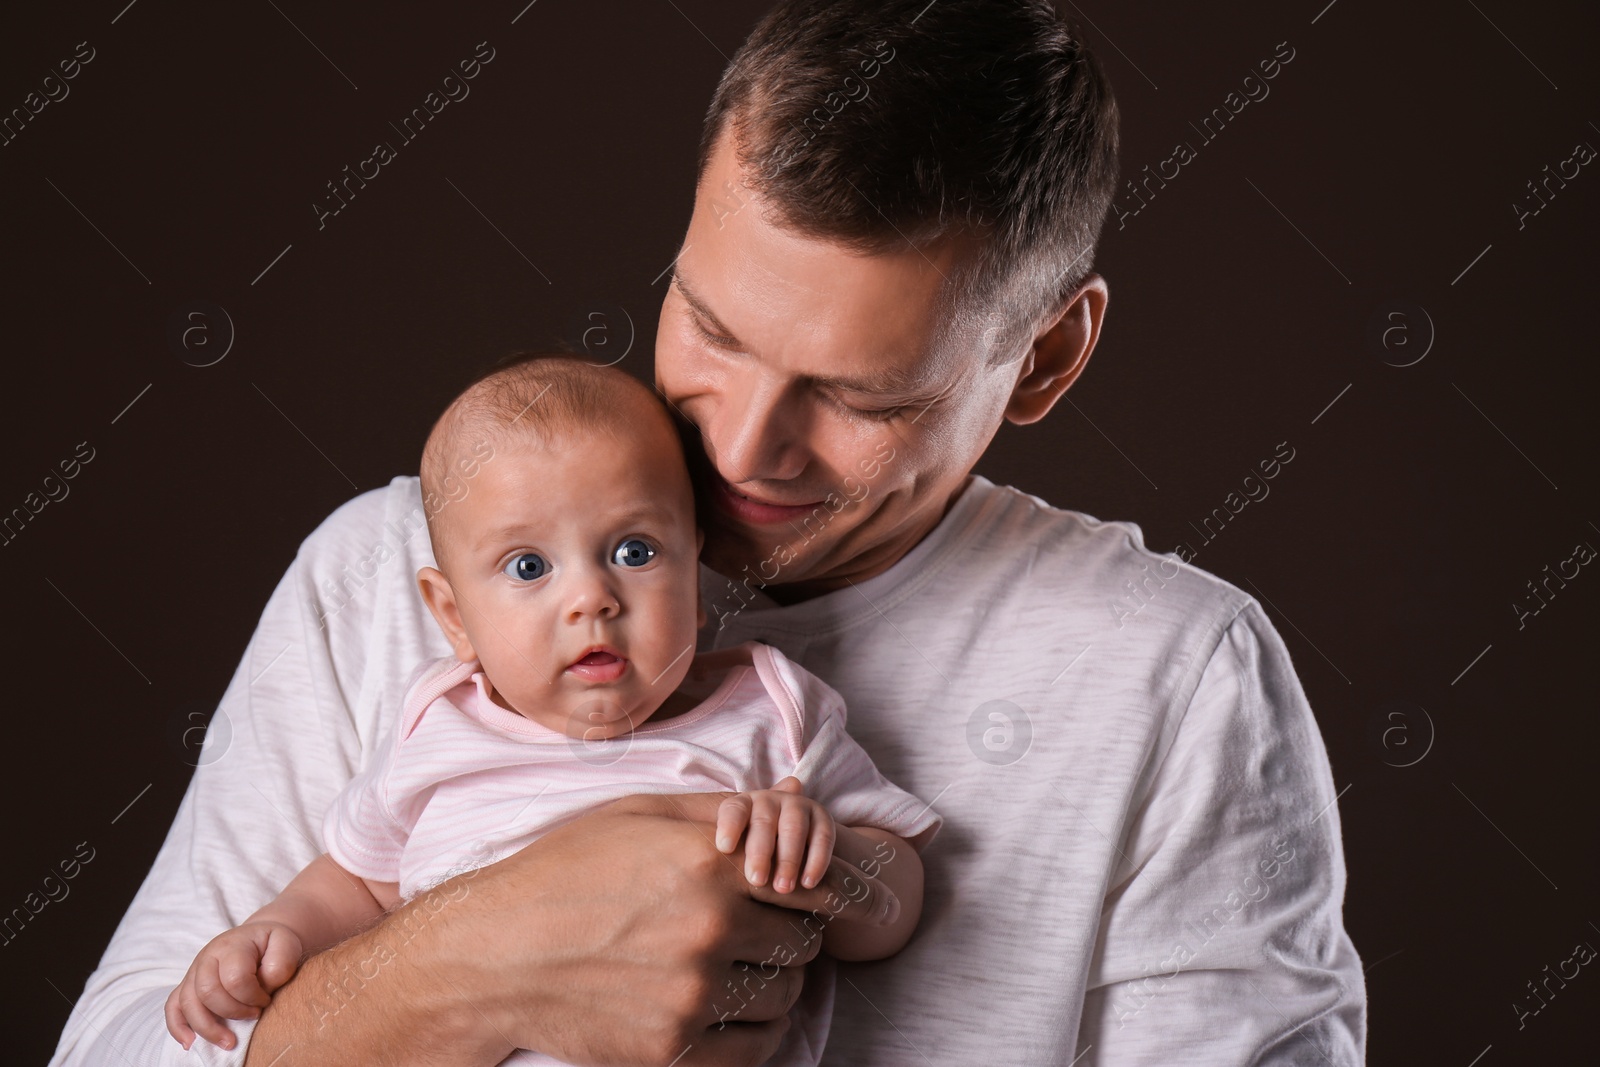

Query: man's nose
[[564, 563, 621, 622], [712, 376, 808, 483]]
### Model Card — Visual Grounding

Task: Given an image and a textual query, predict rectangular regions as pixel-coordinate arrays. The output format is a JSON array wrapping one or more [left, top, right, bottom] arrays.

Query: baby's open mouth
[[566, 647, 628, 682]]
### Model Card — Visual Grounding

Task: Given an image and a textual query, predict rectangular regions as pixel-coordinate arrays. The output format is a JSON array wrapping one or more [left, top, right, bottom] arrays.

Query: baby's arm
[[164, 854, 397, 1050], [253, 853, 399, 948], [819, 822, 927, 962], [715, 777, 927, 962]]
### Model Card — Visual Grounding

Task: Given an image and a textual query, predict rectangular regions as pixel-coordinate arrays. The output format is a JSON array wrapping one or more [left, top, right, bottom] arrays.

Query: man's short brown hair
[[699, 0, 1120, 340]]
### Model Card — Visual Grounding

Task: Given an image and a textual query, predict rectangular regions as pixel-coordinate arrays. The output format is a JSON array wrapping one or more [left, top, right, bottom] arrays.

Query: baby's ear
[[417, 567, 476, 663]]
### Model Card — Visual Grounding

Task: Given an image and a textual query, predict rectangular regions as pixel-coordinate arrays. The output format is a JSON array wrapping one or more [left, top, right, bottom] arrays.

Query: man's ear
[[1003, 274, 1109, 426], [417, 567, 477, 663]]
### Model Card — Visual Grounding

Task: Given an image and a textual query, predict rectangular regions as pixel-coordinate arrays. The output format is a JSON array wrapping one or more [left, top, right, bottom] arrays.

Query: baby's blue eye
[[612, 538, 656, 568], [504, 553, 548, 581]]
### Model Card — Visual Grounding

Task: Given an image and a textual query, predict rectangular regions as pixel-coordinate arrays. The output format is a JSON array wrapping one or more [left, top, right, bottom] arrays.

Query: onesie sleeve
[[766, 648, 943, 848], [320, 721, 408, 884], [321, 657, 454, 882]]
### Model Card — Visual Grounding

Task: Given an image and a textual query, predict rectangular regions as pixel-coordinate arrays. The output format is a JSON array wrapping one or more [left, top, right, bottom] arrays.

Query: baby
[[164, 354, 941, 1065]]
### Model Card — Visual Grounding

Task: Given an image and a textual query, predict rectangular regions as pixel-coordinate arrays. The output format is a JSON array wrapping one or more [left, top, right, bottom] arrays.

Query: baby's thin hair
[[420, 353, 667, 554]]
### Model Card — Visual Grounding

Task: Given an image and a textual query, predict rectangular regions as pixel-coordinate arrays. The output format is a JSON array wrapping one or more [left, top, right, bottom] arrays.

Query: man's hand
[[247, 791, 902, 1067]]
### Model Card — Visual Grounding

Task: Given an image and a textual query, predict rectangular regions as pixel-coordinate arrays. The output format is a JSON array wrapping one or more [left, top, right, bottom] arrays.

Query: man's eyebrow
[[673, 269, 932, 397], [672, 270, 735, 339]]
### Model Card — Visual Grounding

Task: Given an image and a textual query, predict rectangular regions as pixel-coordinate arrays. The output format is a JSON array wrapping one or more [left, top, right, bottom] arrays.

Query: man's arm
[[49, 479, 905, 1067], [1078, 601, 1367, 1064], [245, 794, 905, 1066]]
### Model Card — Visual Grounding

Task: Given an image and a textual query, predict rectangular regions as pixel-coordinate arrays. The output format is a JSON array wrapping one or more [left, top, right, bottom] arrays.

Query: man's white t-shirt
[[48, 473, 1367, 1066]]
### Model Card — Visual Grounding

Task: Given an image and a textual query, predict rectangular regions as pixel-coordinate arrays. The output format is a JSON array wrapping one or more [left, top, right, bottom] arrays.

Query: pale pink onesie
[[323, 639, 941, 1067]]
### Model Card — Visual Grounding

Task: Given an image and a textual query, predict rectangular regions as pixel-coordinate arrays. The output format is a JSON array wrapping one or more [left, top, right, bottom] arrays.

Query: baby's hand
[[164, 920, 303, 1051], [716, 775, 836, 893]]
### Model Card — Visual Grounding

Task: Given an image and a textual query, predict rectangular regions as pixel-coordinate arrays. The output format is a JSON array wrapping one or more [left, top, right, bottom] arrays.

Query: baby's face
[[426, 421, 703, 740]]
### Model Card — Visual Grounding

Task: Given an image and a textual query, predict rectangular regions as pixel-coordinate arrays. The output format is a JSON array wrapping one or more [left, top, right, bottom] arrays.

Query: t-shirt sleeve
[[782, 658, 943, 847], [1077, 600, 1366, 1064]]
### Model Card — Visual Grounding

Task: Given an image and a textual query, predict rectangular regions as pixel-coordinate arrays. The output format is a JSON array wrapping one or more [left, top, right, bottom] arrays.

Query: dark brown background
[[3, 1, 1595, 1062]]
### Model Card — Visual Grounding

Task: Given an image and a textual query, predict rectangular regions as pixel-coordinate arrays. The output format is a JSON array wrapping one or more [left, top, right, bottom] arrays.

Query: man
[[51, 2, 1365, 1064]]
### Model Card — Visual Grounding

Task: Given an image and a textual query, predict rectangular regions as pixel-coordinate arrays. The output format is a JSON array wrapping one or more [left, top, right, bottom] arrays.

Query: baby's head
[[416, 354, 705, 741]]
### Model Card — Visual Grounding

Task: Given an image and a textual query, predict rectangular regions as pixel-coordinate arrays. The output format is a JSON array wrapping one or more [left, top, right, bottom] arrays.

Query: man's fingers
[[715, 795, 752, 854], [705, 960, 806, 1031], [686, 1014, 793, 1067], [771, 775, 804, 795], [747, 855, 899, 927], [721, 893, 828, 968]]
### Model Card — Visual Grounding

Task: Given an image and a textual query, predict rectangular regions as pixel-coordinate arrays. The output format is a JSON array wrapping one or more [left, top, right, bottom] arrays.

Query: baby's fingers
[[716, 794, 753, 854], [771, 797, 816, 893], [163, 985, 196, 1049], [742, 793, 782, 886], [799, 810, 837, 890], [180, 964, 242, 1050], [196, 953, 267, 1022], [258, 926, 304, 992]]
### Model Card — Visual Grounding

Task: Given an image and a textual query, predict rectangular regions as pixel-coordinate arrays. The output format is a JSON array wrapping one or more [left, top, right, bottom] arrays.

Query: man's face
[[655, 135, 1028, 597], [424, 418, 704, 740]]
